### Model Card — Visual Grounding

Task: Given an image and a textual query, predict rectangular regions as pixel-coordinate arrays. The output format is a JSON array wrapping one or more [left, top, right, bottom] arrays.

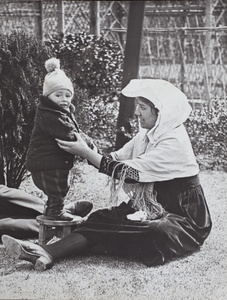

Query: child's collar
[[39, 95, 75, 113]]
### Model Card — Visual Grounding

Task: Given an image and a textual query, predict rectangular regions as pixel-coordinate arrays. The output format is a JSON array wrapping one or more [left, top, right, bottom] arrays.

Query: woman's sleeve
[[99, 155, 140, 183]]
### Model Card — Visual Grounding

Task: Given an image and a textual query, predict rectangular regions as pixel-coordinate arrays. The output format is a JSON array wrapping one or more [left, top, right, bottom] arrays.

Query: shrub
[[71, 88, 118, 152], [185, 98, 227, 171], [0, 31, 51, 187], [47, 32, 123, 98], [84, 97, 119, 153]]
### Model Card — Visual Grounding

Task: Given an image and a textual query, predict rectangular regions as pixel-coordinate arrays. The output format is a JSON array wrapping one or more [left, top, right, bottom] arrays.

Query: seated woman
[[1, 79, 212, 271]]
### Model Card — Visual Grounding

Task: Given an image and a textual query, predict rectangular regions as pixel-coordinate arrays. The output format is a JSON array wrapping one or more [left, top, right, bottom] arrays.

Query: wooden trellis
[[139, 0, 227, 103], [0, 0, 226, 102]]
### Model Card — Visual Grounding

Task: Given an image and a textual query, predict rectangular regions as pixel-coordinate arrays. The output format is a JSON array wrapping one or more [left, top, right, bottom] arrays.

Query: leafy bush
[[71, 90, 118, 153], [47, 32, 123, 98], [0, 31, 52, 187], [185, 98, 227, 171]]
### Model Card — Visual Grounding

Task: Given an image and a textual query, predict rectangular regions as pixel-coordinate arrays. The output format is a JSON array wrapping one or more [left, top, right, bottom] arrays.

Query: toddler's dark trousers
[[31, 169, 70, 218]]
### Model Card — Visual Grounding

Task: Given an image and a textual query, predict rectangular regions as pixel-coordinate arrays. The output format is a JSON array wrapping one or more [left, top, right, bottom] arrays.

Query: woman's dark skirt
[[74, 175, 212, 266]]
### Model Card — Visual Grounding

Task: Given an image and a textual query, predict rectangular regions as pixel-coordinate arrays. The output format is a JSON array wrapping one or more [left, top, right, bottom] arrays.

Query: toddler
[[26, 58, 91, 221]]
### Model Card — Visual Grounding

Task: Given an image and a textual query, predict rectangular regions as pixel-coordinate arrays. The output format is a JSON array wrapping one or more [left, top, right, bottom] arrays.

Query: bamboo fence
[[0, 0, 226, 103]]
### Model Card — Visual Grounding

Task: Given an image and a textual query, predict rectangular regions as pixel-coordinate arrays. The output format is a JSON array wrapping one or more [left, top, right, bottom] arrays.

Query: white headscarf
[[121, 79, 191, 140]]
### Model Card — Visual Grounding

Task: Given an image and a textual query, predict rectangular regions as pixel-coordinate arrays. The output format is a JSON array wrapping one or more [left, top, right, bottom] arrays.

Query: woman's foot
[[65, 200, 93, 217], [1, 235, 53, 271]]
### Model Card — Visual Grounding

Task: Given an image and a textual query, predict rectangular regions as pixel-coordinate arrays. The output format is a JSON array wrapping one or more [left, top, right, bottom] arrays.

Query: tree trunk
[[90, 1, 100, 36], [204, 0, 212, 106], [57, 0, 64, 35], [115, 1, 145, 150]]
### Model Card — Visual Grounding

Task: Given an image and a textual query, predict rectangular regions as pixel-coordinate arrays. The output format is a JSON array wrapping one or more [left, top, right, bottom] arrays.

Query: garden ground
[[0, 163, 227, 300]]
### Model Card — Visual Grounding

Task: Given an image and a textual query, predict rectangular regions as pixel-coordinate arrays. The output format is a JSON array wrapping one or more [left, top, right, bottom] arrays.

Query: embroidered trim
[[100, 155, 139, 182]]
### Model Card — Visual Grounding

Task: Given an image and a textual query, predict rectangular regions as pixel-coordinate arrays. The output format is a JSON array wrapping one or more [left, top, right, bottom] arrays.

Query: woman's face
[[135, 97, 158, 130]]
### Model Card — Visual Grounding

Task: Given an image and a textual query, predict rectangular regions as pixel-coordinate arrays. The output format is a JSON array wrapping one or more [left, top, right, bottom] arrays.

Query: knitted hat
[[43, 58, 74, 96]]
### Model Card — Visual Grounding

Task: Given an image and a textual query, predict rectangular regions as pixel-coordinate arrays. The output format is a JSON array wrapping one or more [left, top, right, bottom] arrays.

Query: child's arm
[[38, 111, 78, 141]]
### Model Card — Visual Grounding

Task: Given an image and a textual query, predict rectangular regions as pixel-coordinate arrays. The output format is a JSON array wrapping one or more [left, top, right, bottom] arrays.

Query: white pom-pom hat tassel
[[45, 57, 60, 73]]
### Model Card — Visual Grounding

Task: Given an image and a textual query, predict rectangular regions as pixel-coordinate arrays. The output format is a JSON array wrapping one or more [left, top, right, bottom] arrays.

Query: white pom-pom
[[45, 58, 60, 73]]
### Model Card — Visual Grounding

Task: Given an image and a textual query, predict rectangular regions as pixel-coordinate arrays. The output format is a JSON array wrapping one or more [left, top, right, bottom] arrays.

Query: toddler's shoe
[[65, 200, 93, 217], [44, 211, 76, 221]]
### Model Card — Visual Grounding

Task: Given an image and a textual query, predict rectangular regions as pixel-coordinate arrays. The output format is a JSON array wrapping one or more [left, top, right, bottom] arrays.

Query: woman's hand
[[56, 133, 102, 168], [56, 133, 90, 158]]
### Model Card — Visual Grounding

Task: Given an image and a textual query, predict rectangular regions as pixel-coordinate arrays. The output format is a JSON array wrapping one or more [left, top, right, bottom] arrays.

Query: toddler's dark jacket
[[26, 96, 79, 172]]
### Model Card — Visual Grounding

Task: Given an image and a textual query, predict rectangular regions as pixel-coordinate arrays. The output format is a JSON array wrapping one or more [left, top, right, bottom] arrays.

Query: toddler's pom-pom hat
[[43, 57, 74, 96]]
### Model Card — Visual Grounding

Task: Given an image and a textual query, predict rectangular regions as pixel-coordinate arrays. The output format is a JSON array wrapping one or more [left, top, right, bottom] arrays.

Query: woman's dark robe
[[75, 173, 212, 266]]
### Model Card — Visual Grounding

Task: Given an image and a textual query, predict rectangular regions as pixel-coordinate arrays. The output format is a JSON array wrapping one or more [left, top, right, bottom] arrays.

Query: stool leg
[[38, 224, 46, 245], [62, 226, 71, 238]]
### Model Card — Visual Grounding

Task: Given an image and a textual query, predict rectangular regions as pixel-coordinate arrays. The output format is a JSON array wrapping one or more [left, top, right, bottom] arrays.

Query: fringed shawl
[[109, 132, 164, 220]]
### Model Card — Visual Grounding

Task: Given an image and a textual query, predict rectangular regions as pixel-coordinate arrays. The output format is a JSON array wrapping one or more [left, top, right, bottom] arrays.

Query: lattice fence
[[0, 0, 40, 36], [42, 1, 90, 38], [139, 0, 227, 102], [100, 1, 128, 51], [0, 0, 226, 101]]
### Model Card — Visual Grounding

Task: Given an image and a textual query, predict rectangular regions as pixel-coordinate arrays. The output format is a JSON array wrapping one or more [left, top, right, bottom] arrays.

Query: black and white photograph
[[0, 1, 226, 299]]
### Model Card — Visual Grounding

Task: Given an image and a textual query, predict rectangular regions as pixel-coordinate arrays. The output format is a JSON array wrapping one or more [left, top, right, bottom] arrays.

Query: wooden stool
[[36, 215, 80, 245]]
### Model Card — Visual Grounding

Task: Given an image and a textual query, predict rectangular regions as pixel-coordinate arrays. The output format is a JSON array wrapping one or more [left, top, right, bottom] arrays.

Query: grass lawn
[[0, 164, 227, 300]]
